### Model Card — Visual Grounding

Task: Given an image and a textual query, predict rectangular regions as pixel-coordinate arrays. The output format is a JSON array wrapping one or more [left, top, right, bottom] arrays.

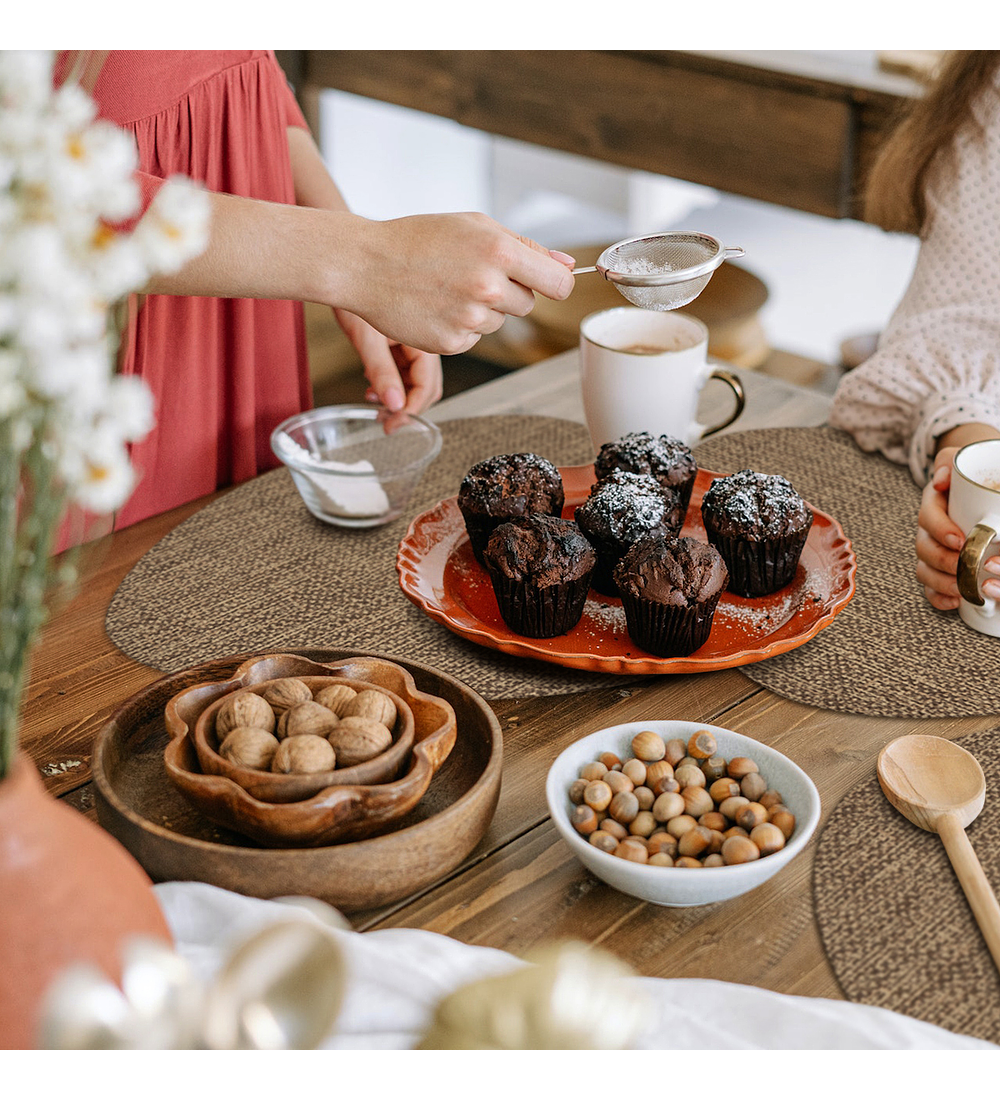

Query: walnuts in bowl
[[210, 680, 399, 776]]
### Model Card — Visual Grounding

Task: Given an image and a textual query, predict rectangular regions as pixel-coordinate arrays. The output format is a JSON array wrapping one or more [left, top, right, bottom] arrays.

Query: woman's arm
[[144, 157, 574, 360], [284, 125, 443, 415]]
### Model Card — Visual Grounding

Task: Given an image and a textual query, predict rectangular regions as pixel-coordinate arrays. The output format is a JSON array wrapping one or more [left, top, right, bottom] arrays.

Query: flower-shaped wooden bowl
[[162, 653, 456, 847], [178, 676, 416, 803]]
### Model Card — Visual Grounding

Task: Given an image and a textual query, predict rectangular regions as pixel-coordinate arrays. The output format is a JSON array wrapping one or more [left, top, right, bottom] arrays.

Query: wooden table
[[22, 351, 998, 1003]]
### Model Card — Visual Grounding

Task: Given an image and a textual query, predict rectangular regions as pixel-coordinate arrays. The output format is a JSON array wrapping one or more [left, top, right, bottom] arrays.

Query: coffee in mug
[[578, 307, 745, 450], [950, 438, 1000, 637]]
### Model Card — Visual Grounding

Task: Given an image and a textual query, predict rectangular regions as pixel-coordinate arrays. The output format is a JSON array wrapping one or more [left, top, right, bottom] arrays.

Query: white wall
[[319, 78, 920, 366]]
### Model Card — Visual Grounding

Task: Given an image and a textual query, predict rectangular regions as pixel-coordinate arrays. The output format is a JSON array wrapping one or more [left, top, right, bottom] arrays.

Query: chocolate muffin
[[700, 468, 813, 597], [594, 431, 698, 513], [458, 453, 565, 565], [482, 514, 597, 638], [574, 469, 685, 596], [614, 534, 729, 657]]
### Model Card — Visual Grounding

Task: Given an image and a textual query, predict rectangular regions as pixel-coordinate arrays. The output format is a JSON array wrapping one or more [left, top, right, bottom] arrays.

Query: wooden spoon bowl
[[878, 734, 1000, 972]]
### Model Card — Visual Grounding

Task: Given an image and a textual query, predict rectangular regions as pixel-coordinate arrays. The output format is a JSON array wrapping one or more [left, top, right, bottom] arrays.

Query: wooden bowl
[[175, 674, 418, 803], [161, 655, 455, 846], [92, 649, 502, 910]]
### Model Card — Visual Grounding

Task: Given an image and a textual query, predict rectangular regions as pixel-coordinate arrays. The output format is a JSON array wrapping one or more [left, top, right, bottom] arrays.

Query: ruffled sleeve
[[829, 70, 1000, 487]]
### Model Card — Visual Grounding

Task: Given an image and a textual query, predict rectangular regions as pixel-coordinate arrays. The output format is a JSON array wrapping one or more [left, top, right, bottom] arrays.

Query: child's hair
[[865, 51, 1000, 235]]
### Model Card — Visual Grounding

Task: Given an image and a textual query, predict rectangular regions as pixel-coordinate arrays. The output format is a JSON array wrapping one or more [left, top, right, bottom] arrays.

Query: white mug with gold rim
[[951, 439, 1000, 637]]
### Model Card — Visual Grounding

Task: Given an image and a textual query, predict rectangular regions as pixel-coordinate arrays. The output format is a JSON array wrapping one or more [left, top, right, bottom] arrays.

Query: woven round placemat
[[813, 728, 1000, 1045], [694, 426, 1000, 718], [105, 415, 634, 699]]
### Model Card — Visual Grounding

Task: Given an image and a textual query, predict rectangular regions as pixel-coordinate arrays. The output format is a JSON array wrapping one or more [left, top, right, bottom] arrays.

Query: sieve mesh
[[582, 231, 744, 311]]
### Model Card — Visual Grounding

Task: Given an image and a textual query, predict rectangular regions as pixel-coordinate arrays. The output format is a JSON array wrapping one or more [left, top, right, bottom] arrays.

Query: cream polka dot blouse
[[829, 67, 1000, 487]]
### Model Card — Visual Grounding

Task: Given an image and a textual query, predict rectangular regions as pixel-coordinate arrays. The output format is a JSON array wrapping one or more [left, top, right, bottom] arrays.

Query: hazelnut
[[621, 758, 647, 786], [722, 835, 761, 865], [216, 692, 275, 739], [741, 771, 768, 802], [598, 751, 622, 770], [277, 700, 339, 741], [328, 716, 393, 767], [709, 777, 741, 803], [750, 822, 786, 856], [678, 825, 713, 858], [631, 730, 666, 763], [649, 852, 675, 867], [572, 804, 599, 835], [604, 770, 634, 796], [718, 794, 750, 821], [652, 791, 685, 822], [700, 755, 728, 781], [628, 810, 657, 838], [633, 785, 655, 811], [687, 729, 717, 759], [674, 856, 702, 869], [703, 853, 725, 868], [569, 778, 589, 805], [698, 811, 727, 833], [589, 830, 619, 853], [645, 832, 678, 858], [652, 776, 681, 796], [271, 734, 336, 774], [219, 727, 280, 770], [770, 808, 796, 839], [759, 788, 785, 810], [343, 688, 397, 728], [674, 764, 706, 789], [260, 677, 313, 715], [735, 802, 769, 831], [663, 738, 688, 766], [644, 760, 674, 789], [608, 790, 640, 825], [727, 756, 759, 780], [614, 838, 649, 863], [681, 786, 714, 819], [601, 819, 629, 841], [584, 780, 613, 812], [665, 813, 698, 838], [579, 761, 608, 782]]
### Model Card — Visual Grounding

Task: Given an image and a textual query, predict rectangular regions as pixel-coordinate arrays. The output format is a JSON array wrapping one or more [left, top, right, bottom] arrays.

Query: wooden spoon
[[878, 734, 1000, 972]]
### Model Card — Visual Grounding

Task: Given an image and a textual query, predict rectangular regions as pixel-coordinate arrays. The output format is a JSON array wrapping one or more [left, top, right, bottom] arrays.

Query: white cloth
[[829, 66, 1000, 487], [155, 881, 994, 1050]]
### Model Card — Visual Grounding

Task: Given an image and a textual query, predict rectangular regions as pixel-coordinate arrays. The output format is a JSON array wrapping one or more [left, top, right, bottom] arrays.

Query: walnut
[[276, 700, 339, 741], [343, 689, 397, 729], [271, 734, 337, 774], [216, 692, 275, 739], [328, 716, 393, 767], [312, 683, 358, 717], [218, 727, 280, 771], [260, 677, 313, 715]]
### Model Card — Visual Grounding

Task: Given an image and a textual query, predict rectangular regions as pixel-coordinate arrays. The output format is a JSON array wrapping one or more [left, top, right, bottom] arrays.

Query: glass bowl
[[271, 405, 442, 528]]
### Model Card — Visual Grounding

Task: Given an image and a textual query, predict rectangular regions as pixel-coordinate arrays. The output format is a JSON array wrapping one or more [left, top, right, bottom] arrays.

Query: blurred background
[[287, 50, 932, 407]]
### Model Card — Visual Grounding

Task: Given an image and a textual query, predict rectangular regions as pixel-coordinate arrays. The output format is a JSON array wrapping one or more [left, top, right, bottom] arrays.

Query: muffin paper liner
[[703, 524, 812, 598], [620, 588, 724, 658], [485, 568, 594, 639]]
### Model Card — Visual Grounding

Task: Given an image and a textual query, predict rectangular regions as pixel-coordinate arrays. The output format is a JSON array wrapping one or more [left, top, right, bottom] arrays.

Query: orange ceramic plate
[[397, 465, 856, 675]]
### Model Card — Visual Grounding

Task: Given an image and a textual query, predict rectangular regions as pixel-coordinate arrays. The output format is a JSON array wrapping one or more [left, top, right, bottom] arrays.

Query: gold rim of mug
[[954, 439, 1000, 491], [579, 307, 709, 356]]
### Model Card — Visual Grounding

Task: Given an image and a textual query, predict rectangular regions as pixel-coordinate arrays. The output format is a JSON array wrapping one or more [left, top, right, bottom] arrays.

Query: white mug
[[578, 307, 745, 450], [951, 439, 1000, 637]]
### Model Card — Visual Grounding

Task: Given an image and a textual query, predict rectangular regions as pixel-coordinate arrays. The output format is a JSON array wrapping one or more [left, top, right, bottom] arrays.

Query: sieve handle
[[572, 266, 598, 275], [723, 247, 745, 260]]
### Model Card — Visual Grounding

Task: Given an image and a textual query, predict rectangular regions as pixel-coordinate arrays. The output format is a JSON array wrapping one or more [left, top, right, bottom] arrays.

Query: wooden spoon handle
[[937, 812, 1000, 973]]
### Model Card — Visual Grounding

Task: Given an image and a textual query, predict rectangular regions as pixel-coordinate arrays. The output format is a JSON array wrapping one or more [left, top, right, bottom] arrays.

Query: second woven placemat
[[105, 415, 632, 699], [695, 426, 1000, 718], [813, 728, 1000, 1045]]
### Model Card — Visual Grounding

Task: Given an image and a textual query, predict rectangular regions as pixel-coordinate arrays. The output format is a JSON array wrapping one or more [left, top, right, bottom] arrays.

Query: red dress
[[55, 51, 314, 530]]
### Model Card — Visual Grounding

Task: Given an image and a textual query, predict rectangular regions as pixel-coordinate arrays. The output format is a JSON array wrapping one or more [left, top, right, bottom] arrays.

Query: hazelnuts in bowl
[[193, 675, 415, 803]]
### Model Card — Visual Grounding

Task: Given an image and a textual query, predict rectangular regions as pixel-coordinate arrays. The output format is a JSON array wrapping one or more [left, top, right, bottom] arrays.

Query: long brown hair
[[865, 51, 1000, 235]]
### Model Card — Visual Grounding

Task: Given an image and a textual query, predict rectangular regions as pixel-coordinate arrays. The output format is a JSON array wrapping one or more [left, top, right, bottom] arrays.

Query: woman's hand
[[331, 211, 576, 356], [916, 433, 1000, 608], [334, 308, 442, 418]]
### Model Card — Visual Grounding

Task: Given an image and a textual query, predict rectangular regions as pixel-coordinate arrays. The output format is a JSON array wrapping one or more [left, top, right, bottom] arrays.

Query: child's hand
[[915, 446, 1000, 608]]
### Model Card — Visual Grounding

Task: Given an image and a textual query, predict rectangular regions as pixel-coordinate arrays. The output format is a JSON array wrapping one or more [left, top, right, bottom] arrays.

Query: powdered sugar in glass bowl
[[271, 405, 442, 528]]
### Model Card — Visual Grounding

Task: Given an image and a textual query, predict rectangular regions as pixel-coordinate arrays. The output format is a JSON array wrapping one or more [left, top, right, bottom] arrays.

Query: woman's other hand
[[334, 308, 442, 418]]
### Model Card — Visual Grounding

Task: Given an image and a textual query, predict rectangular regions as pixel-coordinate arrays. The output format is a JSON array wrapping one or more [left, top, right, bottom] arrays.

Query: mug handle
[[957, 520, 1000, 607], [700, 369, 746, 439]]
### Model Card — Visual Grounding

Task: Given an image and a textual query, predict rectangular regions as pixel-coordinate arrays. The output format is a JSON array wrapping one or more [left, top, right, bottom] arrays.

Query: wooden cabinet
[[279, 50, 921, 222]]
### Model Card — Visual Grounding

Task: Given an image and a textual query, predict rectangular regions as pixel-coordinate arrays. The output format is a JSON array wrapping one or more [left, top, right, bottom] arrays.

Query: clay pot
[[0, 753, 172, 1049]]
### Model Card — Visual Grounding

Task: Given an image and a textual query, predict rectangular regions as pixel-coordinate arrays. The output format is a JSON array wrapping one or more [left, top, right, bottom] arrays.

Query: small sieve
[[573, 231, 745, 311]]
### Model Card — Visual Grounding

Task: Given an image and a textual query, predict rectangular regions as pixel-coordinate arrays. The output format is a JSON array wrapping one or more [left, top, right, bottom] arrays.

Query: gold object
[[958, 523, 995, 606]]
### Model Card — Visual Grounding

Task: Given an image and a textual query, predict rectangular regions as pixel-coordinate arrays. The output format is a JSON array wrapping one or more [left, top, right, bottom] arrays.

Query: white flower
[[105, 374, 154, 442], [69, 426, 137, 513], [0, 50, 207, 521], [134, 177, 211, 273]]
